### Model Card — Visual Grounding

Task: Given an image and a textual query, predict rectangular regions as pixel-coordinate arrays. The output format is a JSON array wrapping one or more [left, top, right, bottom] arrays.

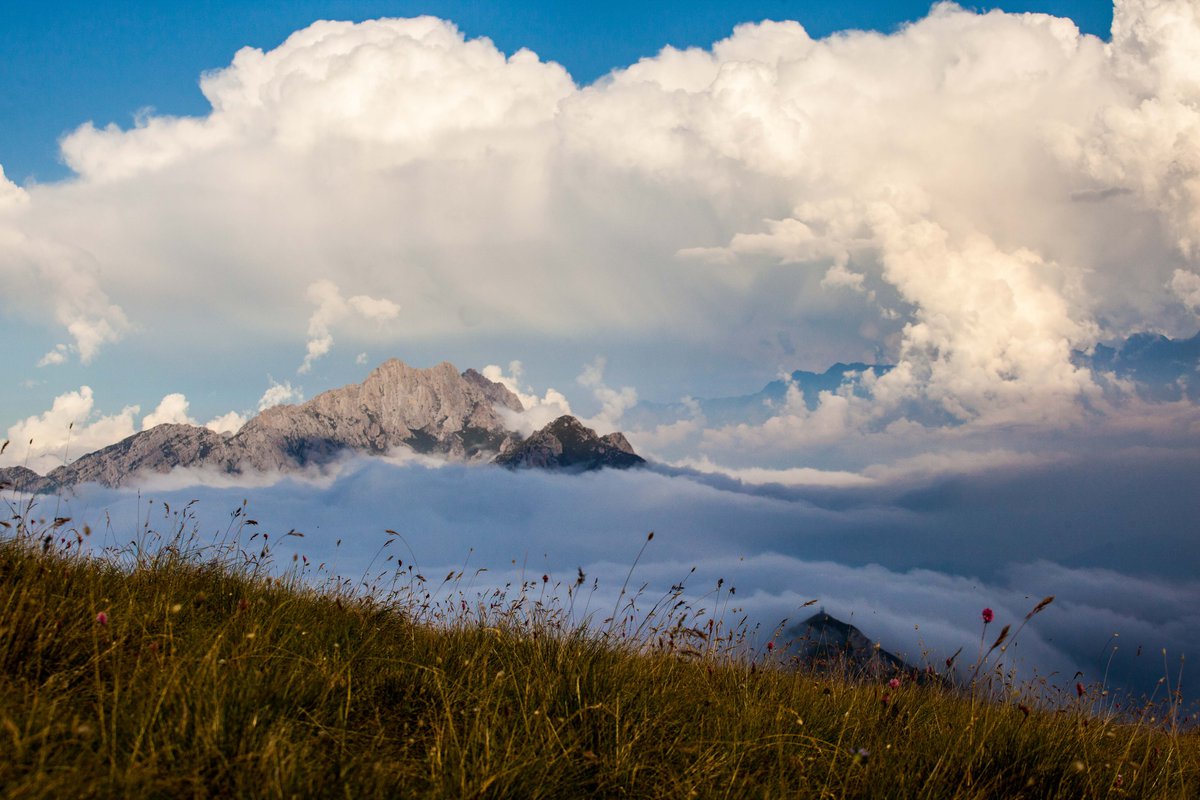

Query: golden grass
[[0, 500, 1196, 799]]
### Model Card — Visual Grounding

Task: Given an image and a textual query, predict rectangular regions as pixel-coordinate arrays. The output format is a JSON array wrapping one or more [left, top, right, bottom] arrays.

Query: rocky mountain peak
[[784, 610, 919, 681], [4, 361, 649, 491], [494, 415, 646, 472], [6, 359, 537, 490]]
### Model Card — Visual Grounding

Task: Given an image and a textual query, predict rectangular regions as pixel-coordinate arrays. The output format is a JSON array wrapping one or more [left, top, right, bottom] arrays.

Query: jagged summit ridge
[[1, 360, 645, 491], [231, 359, 524, 471]]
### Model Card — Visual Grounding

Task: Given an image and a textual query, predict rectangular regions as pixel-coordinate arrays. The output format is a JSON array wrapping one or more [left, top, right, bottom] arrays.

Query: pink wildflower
[[95, 611, 109, 626], [982, 608, 994, 624], [766, 641, 775, 652], [888, 677, 901, 689]]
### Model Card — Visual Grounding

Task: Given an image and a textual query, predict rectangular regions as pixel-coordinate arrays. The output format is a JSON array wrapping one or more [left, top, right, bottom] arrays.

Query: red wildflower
[[95, 611, 109, 626], [888, 677, 901, 689], [982, 608, 994, 624]]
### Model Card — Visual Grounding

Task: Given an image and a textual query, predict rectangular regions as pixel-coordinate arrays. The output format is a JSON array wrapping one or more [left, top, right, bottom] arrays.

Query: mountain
[[44, 423, 232, 490], [784, 610, 916, 680], [2, 360, 642, 492], [227, 360, 523, 472], [494, 415, 646, 471], [0, 465, 52, 495]]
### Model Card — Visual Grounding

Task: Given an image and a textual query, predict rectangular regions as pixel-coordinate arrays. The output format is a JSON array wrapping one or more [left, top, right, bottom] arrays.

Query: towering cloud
[[0, 1, 1196, 447]]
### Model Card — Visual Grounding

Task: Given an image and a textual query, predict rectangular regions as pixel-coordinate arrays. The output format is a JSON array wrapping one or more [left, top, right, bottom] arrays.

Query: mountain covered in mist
[[0, 360, 644, 492]]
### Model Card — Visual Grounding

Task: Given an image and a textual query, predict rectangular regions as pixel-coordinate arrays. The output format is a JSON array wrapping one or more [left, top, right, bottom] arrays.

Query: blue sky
[[2, 0, 1198, 700]]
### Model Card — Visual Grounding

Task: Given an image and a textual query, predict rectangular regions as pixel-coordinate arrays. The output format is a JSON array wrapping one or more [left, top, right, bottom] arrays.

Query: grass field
[[1, 497, 1196, 798]]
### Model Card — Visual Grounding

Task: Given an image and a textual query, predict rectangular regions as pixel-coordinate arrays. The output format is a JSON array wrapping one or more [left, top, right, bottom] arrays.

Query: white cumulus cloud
[[258, 379, 302, 411], [299, 279, 400, 374], [0, 1, 1198, 455], [0, 387, 138, 473], [481, 360, 572, 435], [141, 393, 196, 430]]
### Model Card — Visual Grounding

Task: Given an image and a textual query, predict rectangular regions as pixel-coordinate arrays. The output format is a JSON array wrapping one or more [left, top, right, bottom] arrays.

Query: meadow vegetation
[[0, 493, 1196, 799]]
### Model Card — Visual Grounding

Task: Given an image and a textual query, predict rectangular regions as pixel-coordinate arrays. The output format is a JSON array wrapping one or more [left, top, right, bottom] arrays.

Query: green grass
[[0, 503, 1196, 799]]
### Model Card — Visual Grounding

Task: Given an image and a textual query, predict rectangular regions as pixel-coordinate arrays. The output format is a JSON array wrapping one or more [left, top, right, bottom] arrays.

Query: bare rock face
[[0, 465, 54, 494], [45, 424, 234, 489], [9, 359, 527, 490], [232, 360, 525, 470], [493, 415, 645, 471]]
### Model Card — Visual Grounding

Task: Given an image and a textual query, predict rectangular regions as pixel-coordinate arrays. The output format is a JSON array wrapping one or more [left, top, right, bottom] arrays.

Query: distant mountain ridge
[[624, 363, 891, 430], [1079, 330, 1200, 401], [0, 359, 644, 492]]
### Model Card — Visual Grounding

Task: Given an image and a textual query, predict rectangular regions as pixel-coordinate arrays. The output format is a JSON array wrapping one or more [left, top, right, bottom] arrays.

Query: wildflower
[[95, 611, 109, 626], [889, 677, 901, 689], [1076, 682, 1086, 698], [982, 608, 994, 624], [542, 574, 549, 583], [766, 641, 775, 652]]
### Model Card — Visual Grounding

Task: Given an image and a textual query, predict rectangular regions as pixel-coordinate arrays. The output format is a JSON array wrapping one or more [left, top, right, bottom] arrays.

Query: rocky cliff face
[[4, 361, 647, 491], [229, 360, 525, 471], [493, 415, 645, 472], [0, 465, 53, 495], [46, 424, 234, 489]]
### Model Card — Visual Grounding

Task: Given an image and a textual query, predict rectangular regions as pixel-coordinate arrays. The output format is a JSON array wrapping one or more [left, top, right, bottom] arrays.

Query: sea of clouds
[[32, 441, 1197, 705]]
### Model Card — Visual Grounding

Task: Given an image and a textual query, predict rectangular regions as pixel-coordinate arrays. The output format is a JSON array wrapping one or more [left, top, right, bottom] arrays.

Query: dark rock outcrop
[[785, 610, 914, 679], [494, 415, 645, 472]]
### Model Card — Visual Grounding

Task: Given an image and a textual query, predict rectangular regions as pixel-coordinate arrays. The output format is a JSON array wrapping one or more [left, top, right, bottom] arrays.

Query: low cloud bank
[[38, 446, 1198, 703]]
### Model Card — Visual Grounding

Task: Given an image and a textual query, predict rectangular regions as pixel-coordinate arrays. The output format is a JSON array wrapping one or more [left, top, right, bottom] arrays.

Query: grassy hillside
[[0, 505, 1196, 798]]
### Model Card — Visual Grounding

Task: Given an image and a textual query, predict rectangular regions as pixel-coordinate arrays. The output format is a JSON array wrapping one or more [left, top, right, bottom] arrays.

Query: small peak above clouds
[[494, 414, 645, 472]]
